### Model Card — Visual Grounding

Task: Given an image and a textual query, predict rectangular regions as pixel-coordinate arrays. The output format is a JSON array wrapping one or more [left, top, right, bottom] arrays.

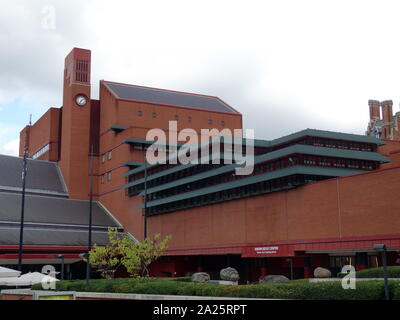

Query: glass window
[[108, 151, 112, 160], [108, 172, 112, 181], [137, 111, 143, 117]]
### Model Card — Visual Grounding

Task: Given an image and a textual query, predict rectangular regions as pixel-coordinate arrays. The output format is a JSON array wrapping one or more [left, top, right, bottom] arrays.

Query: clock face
[[75, 95, 87, 107]]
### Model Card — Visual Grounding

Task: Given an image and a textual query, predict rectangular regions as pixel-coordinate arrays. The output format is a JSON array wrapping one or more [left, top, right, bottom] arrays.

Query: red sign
[[241, 244, 295, 257]]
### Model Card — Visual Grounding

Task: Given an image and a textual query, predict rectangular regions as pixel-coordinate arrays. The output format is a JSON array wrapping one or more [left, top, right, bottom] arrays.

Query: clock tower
[[59, 48, 92, 200]]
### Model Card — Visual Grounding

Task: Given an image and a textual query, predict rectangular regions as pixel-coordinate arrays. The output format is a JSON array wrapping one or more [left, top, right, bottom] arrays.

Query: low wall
[[1, 289, 266, 300]]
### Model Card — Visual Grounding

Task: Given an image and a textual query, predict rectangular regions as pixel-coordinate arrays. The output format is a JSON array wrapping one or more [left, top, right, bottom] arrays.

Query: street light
[[57, 254, 65, 281], [373, 244, 389, 300], [286, 258, 293, 280]]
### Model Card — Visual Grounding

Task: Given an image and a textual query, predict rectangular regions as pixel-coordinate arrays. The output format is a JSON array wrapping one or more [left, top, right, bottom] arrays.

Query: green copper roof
[[122, 128, 385, 176], [123, 161, 144, 168], [140, 165, 365, 208], [109, 125, 129, 132], [265, 128, 386, 147], [123, 144, 388, 191]]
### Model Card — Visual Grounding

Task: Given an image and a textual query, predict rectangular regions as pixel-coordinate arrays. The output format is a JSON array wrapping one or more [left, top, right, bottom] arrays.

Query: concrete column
[[260, 258, 268, 277], [196, 256, 204, 272], [355, 252, 368, 271], [303, 257, 312, 278]]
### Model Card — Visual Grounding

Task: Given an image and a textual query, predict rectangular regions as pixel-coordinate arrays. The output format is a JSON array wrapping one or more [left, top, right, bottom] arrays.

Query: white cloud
[[1, 0, 400, 143], [0, 124, 20, 156], [3, 139, 19, 156]]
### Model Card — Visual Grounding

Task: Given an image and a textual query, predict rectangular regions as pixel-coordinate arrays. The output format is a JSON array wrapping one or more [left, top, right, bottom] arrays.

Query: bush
[[31, 277, 397, 300], [337, 266, 400, 279]]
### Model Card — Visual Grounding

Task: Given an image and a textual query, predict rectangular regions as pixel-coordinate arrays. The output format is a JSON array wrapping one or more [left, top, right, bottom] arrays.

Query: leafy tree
[[87, 227, 124, 279], [122, 233, 172, 277], [88, 227, 171, 279]]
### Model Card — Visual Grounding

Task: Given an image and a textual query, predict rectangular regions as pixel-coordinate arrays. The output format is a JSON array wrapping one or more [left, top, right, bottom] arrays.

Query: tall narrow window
[[108, 151, 112, 160]]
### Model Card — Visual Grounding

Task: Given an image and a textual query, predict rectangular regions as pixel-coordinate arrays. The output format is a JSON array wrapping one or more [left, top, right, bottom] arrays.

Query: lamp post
[[373, 244, 389, 300], [57, 254, 65, 281], [86, 145, 94, 285], [18, 116, 31, 272], [143, 148, 148, 239], [79, 253, 89, 285], [286, 258, 294, 280]]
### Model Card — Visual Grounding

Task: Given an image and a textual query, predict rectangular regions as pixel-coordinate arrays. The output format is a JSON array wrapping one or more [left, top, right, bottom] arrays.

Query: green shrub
[[31, 277, 397, 300], [337, 266, 400, 279]]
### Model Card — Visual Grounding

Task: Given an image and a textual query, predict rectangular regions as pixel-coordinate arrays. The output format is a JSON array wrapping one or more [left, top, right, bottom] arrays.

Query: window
[[108, 151, 112, 160], [102, 154, 106, 163], [101, 174, 105, 184], [174, 115, 179, 121], [32, 144, 50, 160], [137, 111, 143, 117], [152, 112, 157, 118], [108, 172, 112, 181], [208, 119, 213, 125], [188, 116, 192, 122], [221, 120, 225, 126]]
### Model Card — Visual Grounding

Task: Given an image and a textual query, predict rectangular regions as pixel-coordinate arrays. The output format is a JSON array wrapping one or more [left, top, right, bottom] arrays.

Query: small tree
[[88, 227, 171, 279], [122, 233, 171, 277], [88, 227, 124, 279]]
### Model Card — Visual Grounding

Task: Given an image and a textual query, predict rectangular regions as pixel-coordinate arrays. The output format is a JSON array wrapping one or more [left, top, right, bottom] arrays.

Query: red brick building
[[9, 47, 400, 281]]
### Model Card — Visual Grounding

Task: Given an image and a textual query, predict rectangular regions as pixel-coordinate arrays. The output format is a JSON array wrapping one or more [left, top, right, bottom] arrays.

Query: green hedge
[[31, 277, 399, 300], [337, 266, 400, 279]]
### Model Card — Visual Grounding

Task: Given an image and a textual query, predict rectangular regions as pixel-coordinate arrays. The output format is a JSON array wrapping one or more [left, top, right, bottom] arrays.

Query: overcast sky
[[1, 0, 400, 156]]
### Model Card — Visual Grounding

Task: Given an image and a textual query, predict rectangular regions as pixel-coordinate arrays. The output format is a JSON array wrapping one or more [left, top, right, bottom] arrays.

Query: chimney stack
[[381, 100, 393, 124], [368, 100, 380, 120]]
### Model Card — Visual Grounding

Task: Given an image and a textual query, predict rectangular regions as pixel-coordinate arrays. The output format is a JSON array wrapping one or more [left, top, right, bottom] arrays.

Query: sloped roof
[[0, 192, 118, 226], [0, 226, 111, 246], [103, 81, 239, 114], [0, 154, 67, 196]]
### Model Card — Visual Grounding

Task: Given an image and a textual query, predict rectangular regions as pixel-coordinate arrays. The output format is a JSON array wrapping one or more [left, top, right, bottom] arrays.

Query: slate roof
[[0, 154, 124, 247], [103, 81, 239, 114], [0, 154, 67, 195], [0, 226, 111, 246], [0, 192, 118, 227]]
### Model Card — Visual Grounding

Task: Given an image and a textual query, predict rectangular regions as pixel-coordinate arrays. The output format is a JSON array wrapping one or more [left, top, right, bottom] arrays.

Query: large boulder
[[259, 275, 290, 284], [313, 267, 332, 278], [191, 272, 210, 283], [220, 267, 240, 281]]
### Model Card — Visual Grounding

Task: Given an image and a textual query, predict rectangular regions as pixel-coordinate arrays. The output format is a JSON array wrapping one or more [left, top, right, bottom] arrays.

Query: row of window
[[270, 138, 375, 153], [135, 110, 225, 126], [101, 151, 112, 163], [32, 144, 50, 160], [144, 174, 323, 215], [128, 154, 379, 199], [100, 172, 112, 184]]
